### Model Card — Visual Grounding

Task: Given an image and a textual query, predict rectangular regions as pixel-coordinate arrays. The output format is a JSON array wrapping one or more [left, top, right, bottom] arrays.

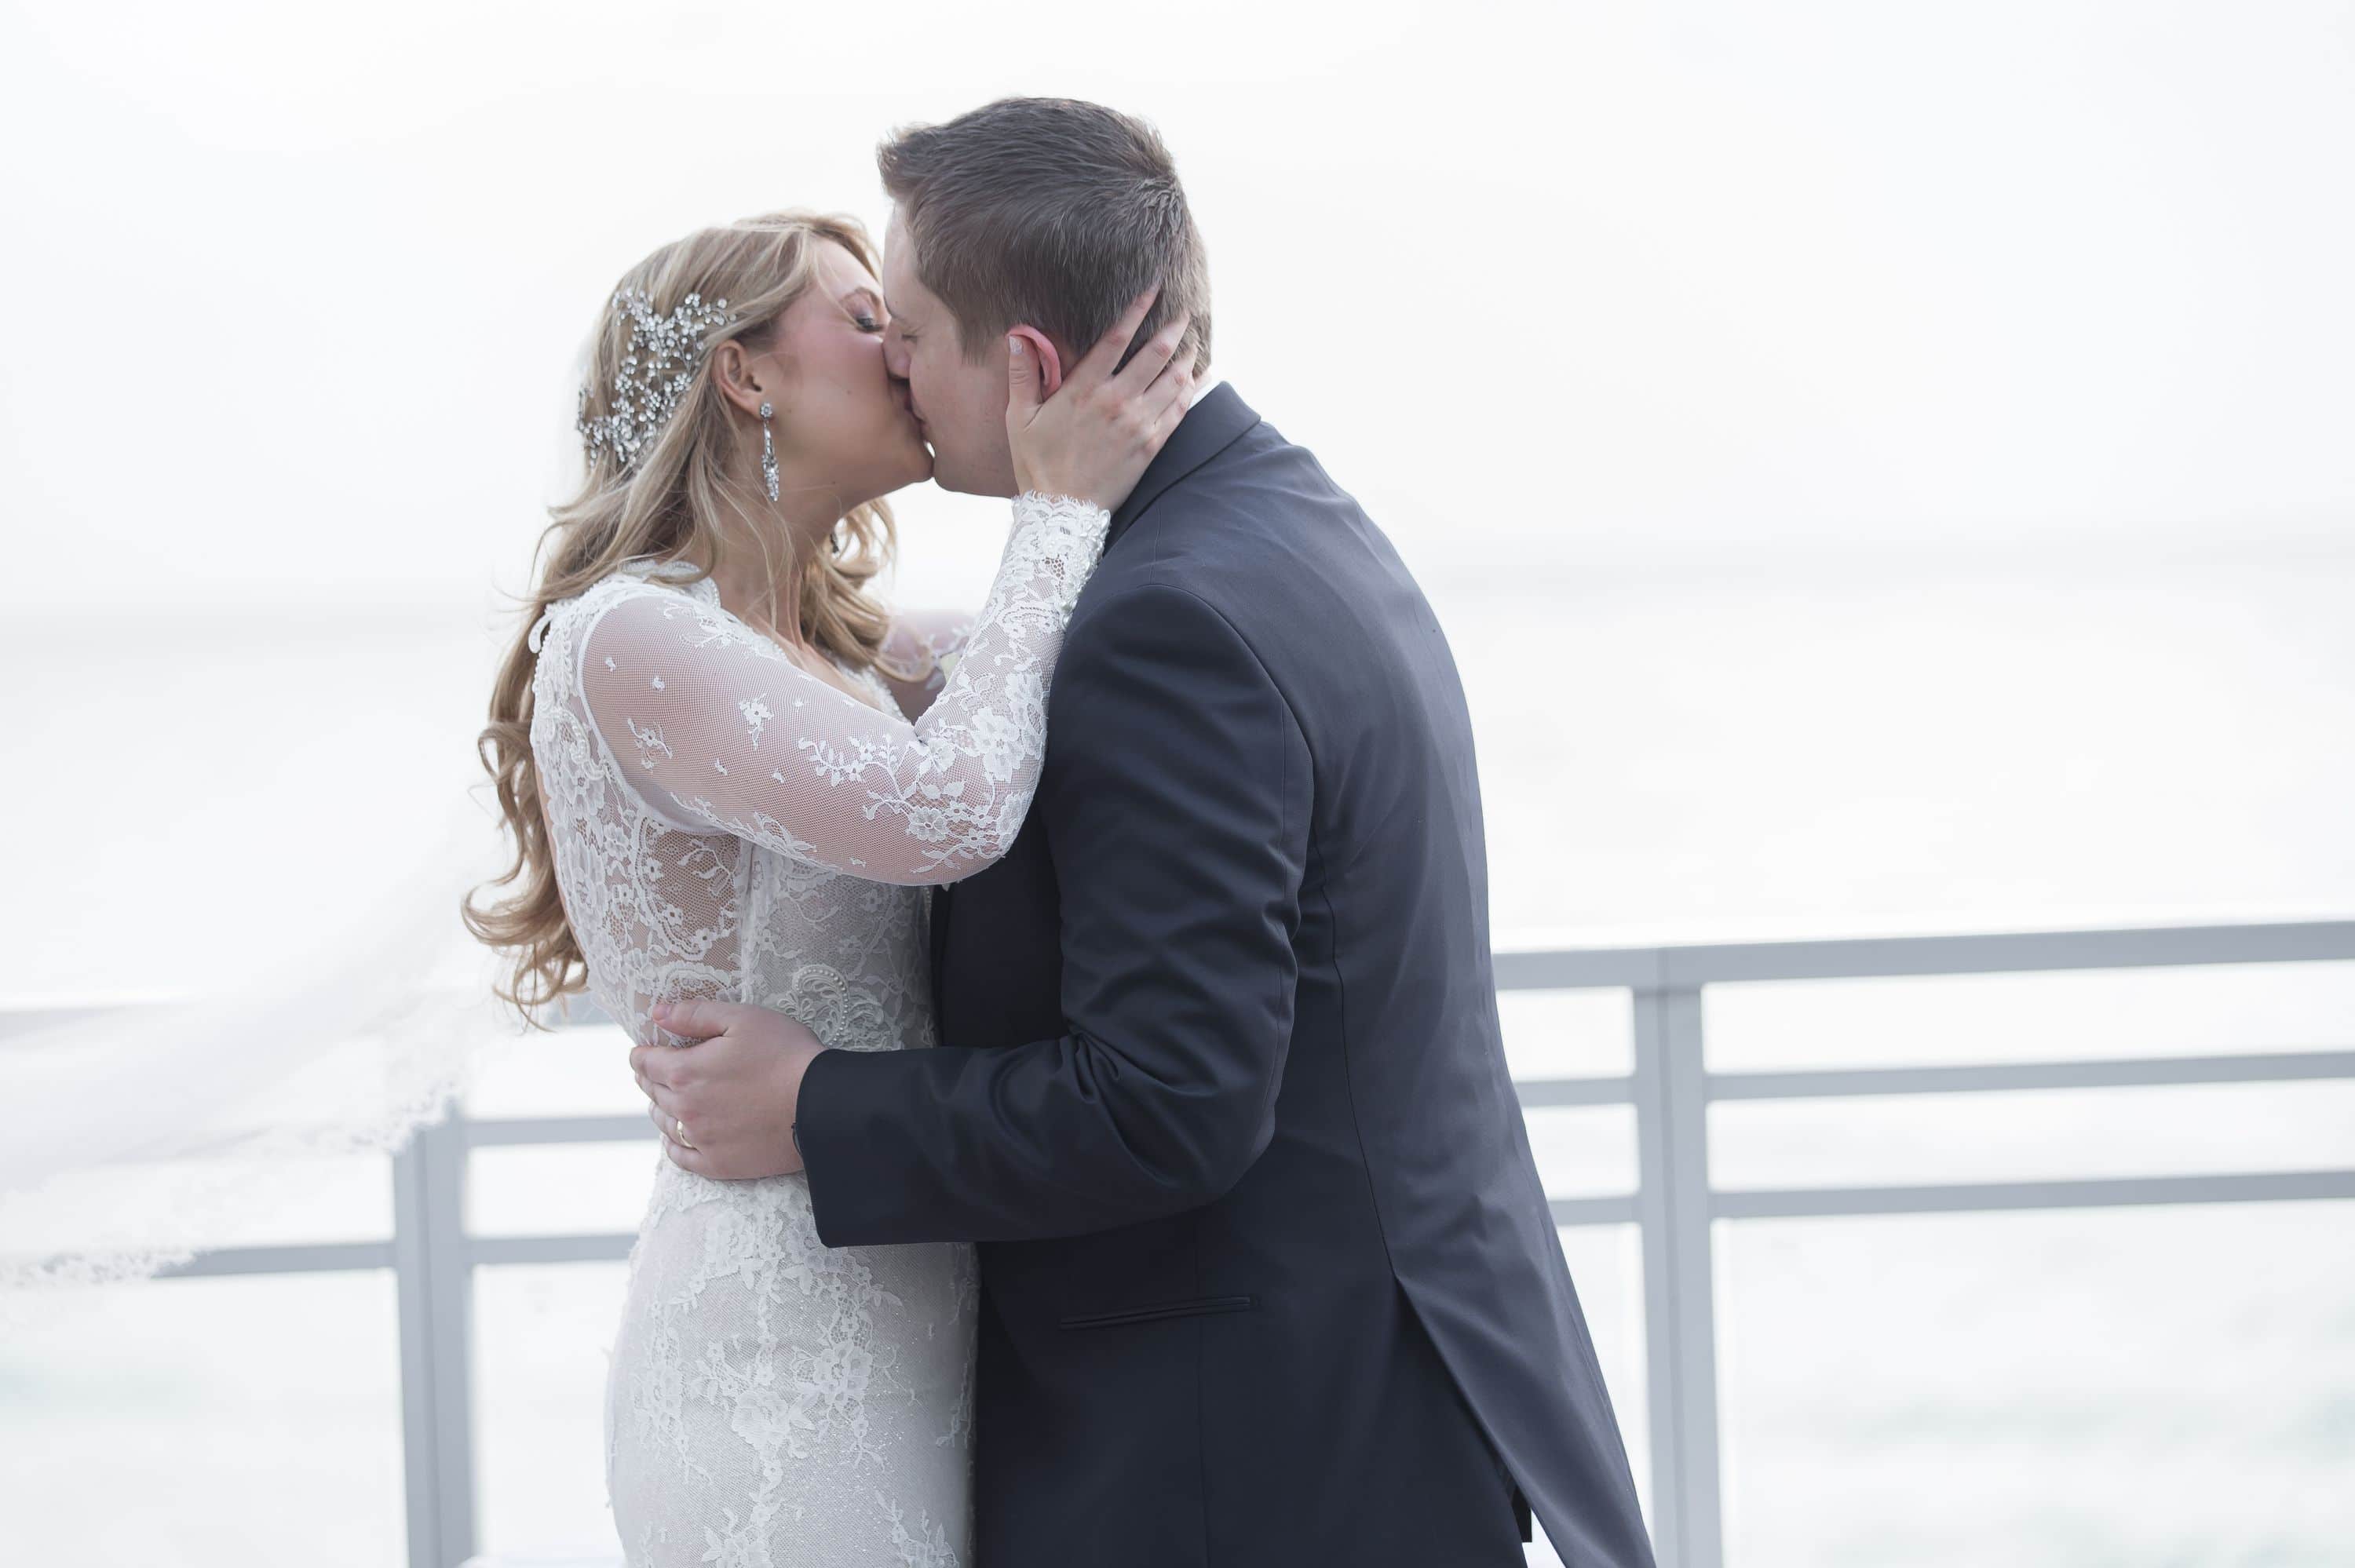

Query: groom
[[631, 97, 1655, 1567]]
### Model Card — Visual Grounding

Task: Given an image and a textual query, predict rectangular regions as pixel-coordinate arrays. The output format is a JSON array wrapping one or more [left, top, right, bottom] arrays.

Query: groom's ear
[[1007, 325, 1063, 396]]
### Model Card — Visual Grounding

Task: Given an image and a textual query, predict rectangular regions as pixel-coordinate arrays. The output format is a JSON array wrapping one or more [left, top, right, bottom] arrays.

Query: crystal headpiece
[[577, 286, 736, 471]]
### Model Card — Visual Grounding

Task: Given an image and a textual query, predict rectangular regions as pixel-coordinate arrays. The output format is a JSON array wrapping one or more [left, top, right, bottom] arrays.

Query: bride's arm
[[576, 493, 1108, 886]]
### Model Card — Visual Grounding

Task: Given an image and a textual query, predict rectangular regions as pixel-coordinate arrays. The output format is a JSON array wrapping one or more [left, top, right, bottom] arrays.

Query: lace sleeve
[[876, 607, 977, 721], [577, 492, 1110, 885]]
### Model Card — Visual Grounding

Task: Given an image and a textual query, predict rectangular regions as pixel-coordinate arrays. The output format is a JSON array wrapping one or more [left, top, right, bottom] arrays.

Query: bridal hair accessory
[[759, 401, 779, 501], [577, 287, 735, 471]]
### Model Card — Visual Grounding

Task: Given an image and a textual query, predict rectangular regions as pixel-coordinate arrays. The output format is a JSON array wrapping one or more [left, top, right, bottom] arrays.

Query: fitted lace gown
[[524, 494, 1111, 1567]]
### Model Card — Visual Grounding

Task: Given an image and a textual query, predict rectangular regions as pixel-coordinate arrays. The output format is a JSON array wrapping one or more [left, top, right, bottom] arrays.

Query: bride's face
[[763, 240, 933, 505]]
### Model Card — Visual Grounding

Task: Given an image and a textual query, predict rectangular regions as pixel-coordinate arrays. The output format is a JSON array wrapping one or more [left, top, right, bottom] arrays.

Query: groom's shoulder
[[1064, 432, 1386, 708], [1075, 485, 1288, 642], [1104, 421, 1352, 574]]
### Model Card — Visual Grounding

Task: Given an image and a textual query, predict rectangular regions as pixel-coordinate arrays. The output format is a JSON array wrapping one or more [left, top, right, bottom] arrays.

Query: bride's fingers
[[1109, 312, 1192, 399], [1152, 377, 1196, 441], [1066, 283, 1163, 388], [1144, 357, 1196, 421], [1124, 365, 1194, 444]]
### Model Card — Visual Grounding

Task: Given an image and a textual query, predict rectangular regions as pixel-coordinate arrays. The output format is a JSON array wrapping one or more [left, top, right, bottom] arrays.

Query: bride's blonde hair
[[464, 210, 900, 1020]]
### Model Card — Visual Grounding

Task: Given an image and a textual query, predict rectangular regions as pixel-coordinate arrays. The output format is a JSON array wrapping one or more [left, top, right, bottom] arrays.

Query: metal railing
[[125, 917, 2355, 1568]]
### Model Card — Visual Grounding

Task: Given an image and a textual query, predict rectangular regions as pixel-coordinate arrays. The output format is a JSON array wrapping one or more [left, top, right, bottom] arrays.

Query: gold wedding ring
[[674, 1117, 696, 1150]]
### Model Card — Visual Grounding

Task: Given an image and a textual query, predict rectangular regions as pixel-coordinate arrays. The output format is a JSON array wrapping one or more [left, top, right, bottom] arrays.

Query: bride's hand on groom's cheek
[[1005, 282, 1196, 509], [628, 1000, 827, 1181]]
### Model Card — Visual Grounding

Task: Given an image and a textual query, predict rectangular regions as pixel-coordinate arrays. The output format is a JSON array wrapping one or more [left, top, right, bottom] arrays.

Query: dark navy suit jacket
[[798, 386, 1655, 1566]]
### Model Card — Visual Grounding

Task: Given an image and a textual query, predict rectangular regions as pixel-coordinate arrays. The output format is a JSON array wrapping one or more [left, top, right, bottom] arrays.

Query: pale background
[[2, 1, 2351, 1563]]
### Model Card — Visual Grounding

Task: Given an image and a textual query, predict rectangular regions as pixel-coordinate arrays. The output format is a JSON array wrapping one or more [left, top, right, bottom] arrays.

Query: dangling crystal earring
[[759, 401, 779, 501]]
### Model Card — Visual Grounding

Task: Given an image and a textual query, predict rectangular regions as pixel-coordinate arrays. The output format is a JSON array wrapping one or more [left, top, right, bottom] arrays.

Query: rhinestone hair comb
[[576, 286, 735, 471]]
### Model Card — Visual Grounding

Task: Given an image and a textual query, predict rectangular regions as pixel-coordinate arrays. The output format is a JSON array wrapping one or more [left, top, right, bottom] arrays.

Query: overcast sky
[[3, 0, 2350, 614]]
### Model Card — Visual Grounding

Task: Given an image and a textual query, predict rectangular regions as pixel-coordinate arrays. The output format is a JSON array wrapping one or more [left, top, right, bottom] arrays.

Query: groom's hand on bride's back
[[629, 1000, 825, 1180]]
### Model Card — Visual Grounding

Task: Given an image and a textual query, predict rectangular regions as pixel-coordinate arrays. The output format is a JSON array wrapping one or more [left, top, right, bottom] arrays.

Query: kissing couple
[[468, 94, 1652, 1568]]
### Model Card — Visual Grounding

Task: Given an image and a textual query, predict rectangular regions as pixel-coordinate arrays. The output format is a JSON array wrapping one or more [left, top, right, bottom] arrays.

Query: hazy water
[[2, 554, 2351, 1565]]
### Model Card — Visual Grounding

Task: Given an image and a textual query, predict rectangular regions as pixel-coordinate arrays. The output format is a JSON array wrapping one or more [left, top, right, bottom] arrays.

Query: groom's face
[[881, 205, 1020, 498]]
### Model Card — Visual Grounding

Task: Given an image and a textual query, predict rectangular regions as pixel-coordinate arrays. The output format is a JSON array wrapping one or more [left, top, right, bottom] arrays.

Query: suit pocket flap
[[1058, 1294, 1258, 1331]]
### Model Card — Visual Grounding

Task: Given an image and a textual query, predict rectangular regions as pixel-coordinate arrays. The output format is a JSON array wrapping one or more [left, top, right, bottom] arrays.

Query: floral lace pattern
[[528, 493, 1107, 1566], [568, 490, 1108, 886]]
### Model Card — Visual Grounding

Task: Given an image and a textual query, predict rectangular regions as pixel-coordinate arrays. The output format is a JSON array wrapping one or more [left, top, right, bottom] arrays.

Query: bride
[[465, 209, 1194, 1566]]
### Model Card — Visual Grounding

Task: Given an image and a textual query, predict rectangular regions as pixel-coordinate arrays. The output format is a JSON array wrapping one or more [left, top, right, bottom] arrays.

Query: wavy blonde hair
[[465, 210, 902, 1020]]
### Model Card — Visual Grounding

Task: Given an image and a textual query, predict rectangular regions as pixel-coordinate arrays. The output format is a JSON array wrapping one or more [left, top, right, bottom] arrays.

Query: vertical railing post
[[1632, 983, 1725, 1568], [392, 1110, 478, 1567]]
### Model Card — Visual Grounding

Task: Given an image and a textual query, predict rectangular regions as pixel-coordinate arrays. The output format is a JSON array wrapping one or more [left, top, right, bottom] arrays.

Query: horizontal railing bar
[[1493, 948, 1665, 991], [1549, 1196, 1641, 1227], [153, 1240, 397, 1278], [465, 1114, 653, 1147], [470, 1232, 638, 1266], [1491, 918, 2355, 991], [1711, 1168, 2355, 1220], [1659, 920, 2355, 986], [1707, 1048, 2355, 1101], [1515, 1076, 1638, 1107]]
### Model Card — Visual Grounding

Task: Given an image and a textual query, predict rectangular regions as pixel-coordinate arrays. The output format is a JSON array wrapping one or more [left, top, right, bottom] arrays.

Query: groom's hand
[[629, 1000, 825, 1180]]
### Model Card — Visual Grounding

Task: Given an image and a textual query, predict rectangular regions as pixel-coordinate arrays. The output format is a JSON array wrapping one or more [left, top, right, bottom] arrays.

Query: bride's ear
[[1007, 326, 1062, 396], [710, 337, 775, 418]]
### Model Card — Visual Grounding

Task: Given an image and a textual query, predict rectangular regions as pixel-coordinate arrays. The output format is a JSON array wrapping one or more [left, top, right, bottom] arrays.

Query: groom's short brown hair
[[878, 97, 1212, 377]]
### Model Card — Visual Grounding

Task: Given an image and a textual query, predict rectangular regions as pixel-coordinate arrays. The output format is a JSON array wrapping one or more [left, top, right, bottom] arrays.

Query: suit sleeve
[[794, 581, 1313, 1245]]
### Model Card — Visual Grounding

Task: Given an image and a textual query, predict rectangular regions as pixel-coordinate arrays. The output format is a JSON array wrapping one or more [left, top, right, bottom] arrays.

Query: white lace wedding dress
[[524, 493, 1111, 1567]]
